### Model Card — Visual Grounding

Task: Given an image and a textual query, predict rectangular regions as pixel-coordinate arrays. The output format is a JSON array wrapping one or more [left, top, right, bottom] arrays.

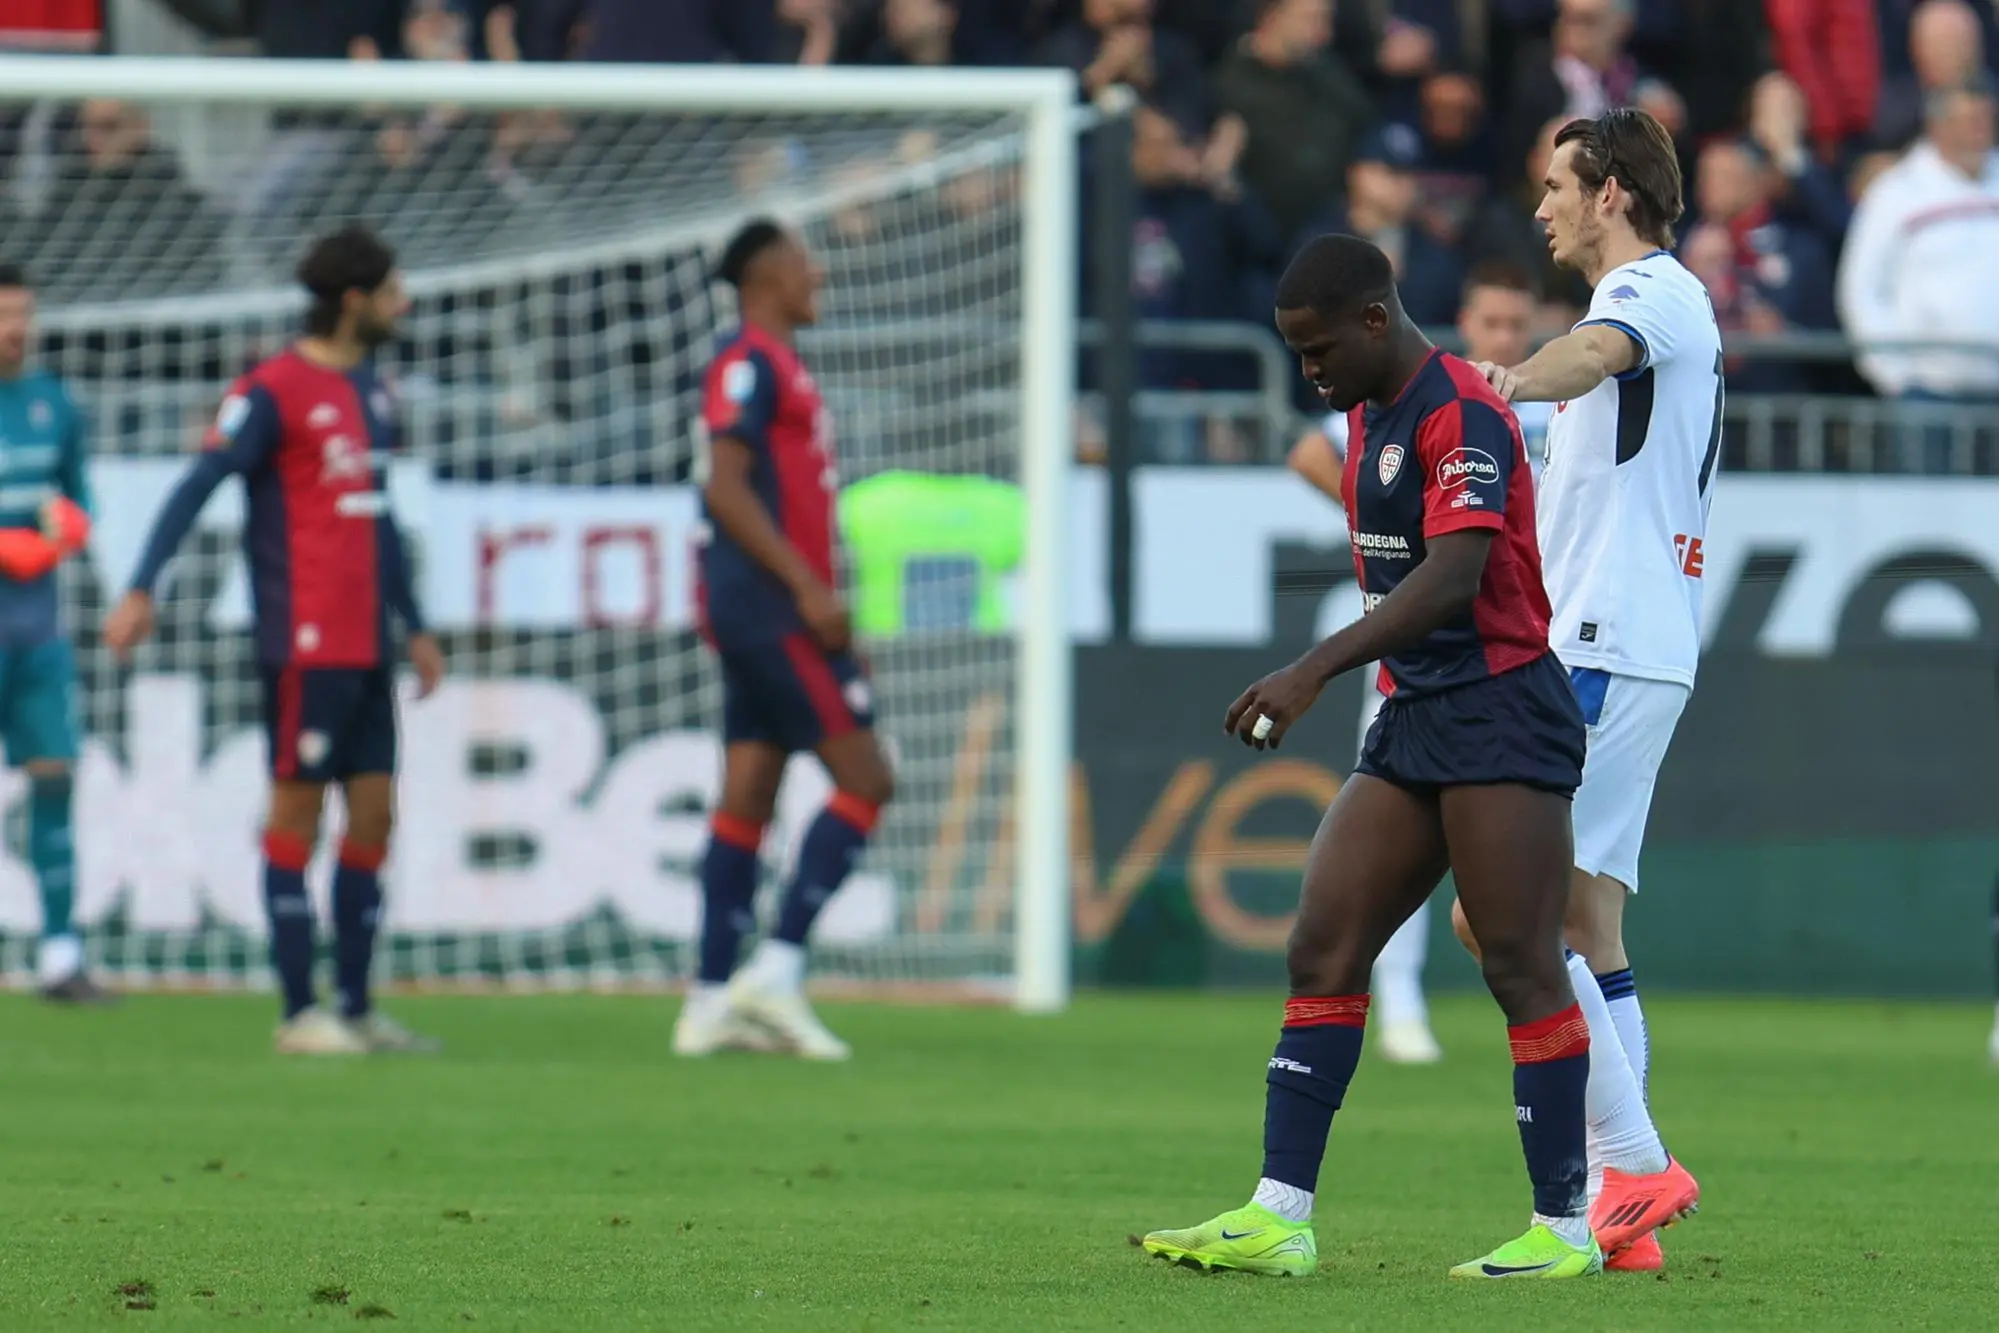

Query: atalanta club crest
[[1378, 443, 1405, 486]]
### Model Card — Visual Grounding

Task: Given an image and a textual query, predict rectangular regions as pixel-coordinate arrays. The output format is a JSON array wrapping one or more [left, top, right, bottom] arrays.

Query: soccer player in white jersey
[[1286, 262, 1552, 1066], [1467, 107, 1716, 1273]]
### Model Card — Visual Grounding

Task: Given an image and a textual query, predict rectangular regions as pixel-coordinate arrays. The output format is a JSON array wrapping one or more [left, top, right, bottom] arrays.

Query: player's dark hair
[[1554, 107, 1683, 248], [719, 219, 788, 291], [1462, 260, 1538, 302], [1273, 233, 1397, 320], [0, 262, 29, 291], [297, 224, 397, 336]]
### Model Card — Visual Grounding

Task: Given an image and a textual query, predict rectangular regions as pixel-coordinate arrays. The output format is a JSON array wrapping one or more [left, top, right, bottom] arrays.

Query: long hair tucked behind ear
[[1554, 107, 1683, 248]]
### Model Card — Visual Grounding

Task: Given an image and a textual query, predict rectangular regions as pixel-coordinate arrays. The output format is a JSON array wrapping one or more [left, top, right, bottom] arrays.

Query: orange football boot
[[1604, 1230, 1664, 1272], [1591, 1157, 1700, 1254]]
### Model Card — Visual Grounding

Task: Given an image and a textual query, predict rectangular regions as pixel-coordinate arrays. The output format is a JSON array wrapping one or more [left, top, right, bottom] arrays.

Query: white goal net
[[0, 59, 1074, 1006]]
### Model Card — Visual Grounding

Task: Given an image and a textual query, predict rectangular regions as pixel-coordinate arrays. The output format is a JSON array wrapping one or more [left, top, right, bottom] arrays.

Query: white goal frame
[[0, 55, 1077, 1014]]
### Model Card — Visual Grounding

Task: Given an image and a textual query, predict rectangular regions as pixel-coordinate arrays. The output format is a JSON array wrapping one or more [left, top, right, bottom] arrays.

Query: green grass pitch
[[1, 990, 1994, 1330]]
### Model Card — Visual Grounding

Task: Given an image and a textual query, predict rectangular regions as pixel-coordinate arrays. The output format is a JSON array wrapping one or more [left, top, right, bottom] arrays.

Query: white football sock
[[1371, 903, 1431, 1030], [1586, 1129, 1605, 1207], [746, 938, 806, 993], [1251, 1176, 1313, 1223], [1569, 954, 1668, 1175], [1534, 1211, 1594, 1248], [1596, 969, 1651, 1099]]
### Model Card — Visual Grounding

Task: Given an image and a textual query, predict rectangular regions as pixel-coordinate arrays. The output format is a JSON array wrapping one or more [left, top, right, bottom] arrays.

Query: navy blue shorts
[[717, 633, 874, 754], [1357, 652, 1586, 797], [262, 665, 398, 784]]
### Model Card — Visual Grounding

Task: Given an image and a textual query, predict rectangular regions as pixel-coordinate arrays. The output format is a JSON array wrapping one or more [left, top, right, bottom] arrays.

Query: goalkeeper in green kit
[[0, 265, 105, 1002]]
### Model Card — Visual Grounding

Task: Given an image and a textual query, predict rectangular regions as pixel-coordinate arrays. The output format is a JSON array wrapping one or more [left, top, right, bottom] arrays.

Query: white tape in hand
[[1251, 714, 1274, 741]]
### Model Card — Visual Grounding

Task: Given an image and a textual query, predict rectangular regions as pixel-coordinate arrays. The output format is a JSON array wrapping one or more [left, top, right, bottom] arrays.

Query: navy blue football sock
[[262, 831, 317, 1020], [1260, 995, 1370, 1194], [331, 841, 385, 1019], [1509, 1004, 1591, 1219], [698, 815, 762, 984], [773, 793, 878, 948]]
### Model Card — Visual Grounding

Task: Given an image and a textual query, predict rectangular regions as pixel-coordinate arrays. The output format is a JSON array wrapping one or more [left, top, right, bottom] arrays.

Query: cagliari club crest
[[1378, 442, 1405, 487]]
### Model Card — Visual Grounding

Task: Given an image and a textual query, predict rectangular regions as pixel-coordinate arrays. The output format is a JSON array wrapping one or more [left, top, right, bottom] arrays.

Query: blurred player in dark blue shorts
[[673, 219, 895, 1062], [107, 226, 445, 1057]]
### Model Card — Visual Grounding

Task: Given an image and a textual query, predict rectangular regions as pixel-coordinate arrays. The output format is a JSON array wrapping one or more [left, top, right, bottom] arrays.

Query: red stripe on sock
[[1284, 994, 1370, 1028], [262, 830, 312, 872], [710, 813, 764, 853], [338, 839, 387, 873], [1509, 1004, 1590, 1064], [826, 790, 880, 835]]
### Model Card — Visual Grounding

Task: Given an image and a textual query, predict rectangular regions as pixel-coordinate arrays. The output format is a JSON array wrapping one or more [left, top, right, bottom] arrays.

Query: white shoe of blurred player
[[1378, 1019, 1443, 1065], [1988, 1004, 1999, 1066], [673, 985, 781, 1057], [275, 1007, 370, 1056], [728, 941, 850, 1062], [348, 1010, 443, 1054]]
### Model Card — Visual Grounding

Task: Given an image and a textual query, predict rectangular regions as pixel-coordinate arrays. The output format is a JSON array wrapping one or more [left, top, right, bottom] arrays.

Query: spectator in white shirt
[[1837, 80, 1999, 411]]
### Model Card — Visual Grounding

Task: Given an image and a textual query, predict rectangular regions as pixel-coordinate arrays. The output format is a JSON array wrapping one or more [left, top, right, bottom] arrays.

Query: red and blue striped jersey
[[695, 325, 839, 646], [1340, 351, 1552, 697], [131, 348, 423, 667]]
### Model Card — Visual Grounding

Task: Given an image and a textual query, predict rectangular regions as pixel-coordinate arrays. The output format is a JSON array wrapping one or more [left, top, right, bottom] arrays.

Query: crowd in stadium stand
[[4, 0, 1999, 470]]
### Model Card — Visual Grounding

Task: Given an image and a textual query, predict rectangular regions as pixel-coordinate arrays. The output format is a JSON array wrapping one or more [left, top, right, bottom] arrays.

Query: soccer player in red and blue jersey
[[672, 219, 895, 1062], [104, 225, 445, 1057], [1140, 235, 1598, 1280]]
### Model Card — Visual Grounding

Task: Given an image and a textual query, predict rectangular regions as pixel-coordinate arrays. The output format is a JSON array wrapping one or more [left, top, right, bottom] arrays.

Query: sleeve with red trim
[[1418, 398, 1515, 537], [702, 348, 780, 455]]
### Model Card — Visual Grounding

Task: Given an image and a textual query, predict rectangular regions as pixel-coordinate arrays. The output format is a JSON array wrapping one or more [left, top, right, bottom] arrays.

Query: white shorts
[[1567, 668, 1689, 893]]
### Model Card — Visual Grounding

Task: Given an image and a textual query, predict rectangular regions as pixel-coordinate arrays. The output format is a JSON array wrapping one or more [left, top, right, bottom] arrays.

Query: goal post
[[0, 55, 1076, 1011]]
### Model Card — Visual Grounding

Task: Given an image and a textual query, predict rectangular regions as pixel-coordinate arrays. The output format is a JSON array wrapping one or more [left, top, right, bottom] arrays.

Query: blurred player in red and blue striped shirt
[[105, 225, 445, 1057], [672, 220, 896, 1062]]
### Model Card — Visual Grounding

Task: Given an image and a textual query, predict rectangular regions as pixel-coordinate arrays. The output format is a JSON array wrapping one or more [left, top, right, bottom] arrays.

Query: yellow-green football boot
[[1448, 1221, 1603, 1279], [1136, 1203, 1316, 1276]]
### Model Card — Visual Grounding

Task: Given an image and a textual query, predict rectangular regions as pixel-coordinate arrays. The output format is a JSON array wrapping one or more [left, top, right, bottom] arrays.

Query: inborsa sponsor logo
[[1435, 447, 1499, 490]]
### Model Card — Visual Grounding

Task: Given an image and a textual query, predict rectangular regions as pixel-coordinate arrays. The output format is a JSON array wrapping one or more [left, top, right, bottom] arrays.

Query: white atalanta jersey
[[1538, 251, 1723, 689]]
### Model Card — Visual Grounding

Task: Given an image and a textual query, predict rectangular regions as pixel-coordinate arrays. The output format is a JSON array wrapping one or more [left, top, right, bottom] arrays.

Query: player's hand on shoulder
[[1473, 361, 1521, 402], [1224, 662, 1324, 751], [797, 582, 853, 655], [103, 590, 156, 660], [408, 632, 446, 699]]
